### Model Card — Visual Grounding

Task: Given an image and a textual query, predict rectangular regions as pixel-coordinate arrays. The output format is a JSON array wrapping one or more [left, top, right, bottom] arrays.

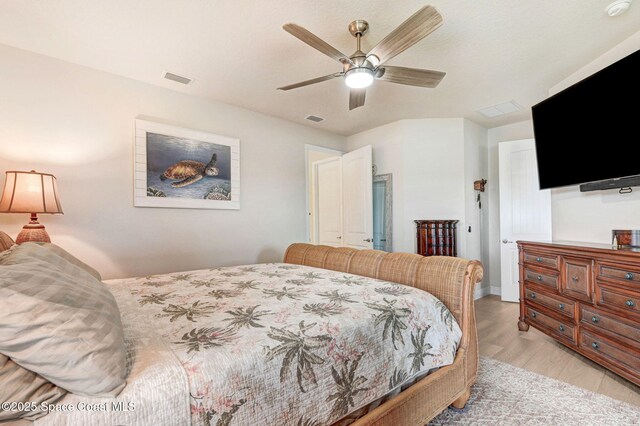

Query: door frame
[[305, 144, 343, 243], [373, 174, 393, 252]]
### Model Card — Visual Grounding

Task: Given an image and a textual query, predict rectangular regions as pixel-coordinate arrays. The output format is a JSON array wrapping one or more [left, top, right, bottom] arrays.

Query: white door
[[499, 139, 552, 302], [315, 157, 343, 247], [342, 145, 373, 249]]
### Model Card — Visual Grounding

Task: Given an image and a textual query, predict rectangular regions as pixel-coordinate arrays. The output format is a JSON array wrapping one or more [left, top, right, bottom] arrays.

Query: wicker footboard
[[283, 244, 483, 426]]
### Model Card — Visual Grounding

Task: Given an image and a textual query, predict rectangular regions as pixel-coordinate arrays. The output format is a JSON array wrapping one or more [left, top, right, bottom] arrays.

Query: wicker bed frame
[[283, 243, 483, 426]]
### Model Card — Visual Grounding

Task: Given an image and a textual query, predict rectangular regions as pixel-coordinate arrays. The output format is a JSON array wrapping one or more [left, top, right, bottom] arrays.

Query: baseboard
[[474, 285, 502, 300], [474, 286, 490, 300]]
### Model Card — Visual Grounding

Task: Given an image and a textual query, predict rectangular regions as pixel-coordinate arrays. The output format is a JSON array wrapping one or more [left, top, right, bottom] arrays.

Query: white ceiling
[[0, 1, 638, 135]]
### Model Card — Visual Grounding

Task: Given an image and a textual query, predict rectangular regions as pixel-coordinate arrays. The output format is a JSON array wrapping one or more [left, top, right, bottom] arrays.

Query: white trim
[[474, 285, 502, 300], [474, 286, 490, 300]]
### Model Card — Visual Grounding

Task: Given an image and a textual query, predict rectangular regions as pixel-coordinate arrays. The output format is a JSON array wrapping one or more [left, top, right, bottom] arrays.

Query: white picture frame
[[134, 119, 240, 210]]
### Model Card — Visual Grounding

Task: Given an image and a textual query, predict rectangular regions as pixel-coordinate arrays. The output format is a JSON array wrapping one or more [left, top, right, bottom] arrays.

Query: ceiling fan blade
[[349, 88, 366, 110], [376, 66, 445, 88], [283, 23, 353, 64], [278, 73, 341, 91], [367, 6, 443, 66]]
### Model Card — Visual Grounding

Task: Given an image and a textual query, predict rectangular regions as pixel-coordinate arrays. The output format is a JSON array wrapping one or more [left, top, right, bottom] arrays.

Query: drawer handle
[[537, 275, 543, 281], [536, 257, 542, 262], [591, 316, 599, 323], [592, 342, 599, 350], [529, 292, 536, 299], [626, 299, 636, 307], [571, 276, 579, 282], [558, 303, 565, 310], [625, 272, 634, 280], [559, 325, 565, 332], [531, 312, 537, 318]]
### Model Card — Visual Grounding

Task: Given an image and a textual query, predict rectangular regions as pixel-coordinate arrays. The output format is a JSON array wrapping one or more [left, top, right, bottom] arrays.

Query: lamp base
[[16, 214, 51, 245]]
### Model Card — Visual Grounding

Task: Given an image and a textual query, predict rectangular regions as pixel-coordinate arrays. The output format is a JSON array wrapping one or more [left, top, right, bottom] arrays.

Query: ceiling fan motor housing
[[348, 20, 369, 36]]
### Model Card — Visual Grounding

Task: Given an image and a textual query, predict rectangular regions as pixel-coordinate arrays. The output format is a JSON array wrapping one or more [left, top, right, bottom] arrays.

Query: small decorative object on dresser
[[612, 229, 640, 248], [0, 170, 63, 244], [415, 220, 459, 256], [518, 240, 640, 386]]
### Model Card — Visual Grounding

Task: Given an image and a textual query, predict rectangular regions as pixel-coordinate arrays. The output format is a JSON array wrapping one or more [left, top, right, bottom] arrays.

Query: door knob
[[363, 238, 372, 243], [337, 236, 342, 239], [502, 239, 514, 244]]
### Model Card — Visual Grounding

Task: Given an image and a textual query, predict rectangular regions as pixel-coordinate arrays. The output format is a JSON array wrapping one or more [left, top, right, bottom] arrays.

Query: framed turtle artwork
[[134, 119, 240, 210]]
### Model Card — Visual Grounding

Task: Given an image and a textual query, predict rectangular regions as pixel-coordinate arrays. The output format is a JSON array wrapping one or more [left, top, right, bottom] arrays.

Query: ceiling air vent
[[305, 115, 324, 123], [164, 72, 193, 85], [477, 100, 521, 118]]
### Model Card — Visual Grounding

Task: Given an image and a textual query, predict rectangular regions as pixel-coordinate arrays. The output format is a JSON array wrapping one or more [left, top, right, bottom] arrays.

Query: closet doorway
[[306, 145, 374, 249]]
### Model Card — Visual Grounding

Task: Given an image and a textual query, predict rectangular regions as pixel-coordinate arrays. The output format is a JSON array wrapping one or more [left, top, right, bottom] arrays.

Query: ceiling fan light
[[344, 68, 374, 89]]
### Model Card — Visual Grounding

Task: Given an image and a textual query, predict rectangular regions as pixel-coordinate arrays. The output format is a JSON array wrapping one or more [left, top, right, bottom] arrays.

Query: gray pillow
[[0, 354, 67, 422], [0, 243, 126, 397], [37, 242, 102, 281]]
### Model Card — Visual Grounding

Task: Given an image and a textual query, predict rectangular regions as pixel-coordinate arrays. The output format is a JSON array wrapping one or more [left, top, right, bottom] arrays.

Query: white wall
[[0, 44, 346, 279], [548, 32, 640, 244], [347, 118, 488, 271], [464, 120, 489, 289], [486, 32, 640, 292]]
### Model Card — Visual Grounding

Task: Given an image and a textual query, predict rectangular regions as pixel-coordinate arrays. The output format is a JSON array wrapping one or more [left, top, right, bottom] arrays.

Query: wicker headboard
[[283, 243, 483, 325], [0, 231, 14, 252]]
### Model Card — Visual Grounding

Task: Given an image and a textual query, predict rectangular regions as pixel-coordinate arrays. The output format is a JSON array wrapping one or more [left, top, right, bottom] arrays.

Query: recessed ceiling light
[[605, 0, 632, 16], [477, 101, 521, 118], [305, 115, 325, 123], [163, 72, 193, 85]]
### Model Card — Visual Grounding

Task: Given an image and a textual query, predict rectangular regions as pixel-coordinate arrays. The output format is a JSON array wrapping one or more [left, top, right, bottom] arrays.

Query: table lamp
[[0, 170, 63, 244]]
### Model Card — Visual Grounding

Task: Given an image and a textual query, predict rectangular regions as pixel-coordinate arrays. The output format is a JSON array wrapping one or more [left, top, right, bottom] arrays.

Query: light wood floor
[[476, 295, 640, 406]]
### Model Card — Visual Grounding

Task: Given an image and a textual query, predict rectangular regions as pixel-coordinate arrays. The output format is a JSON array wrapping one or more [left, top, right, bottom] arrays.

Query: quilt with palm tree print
[[114, 262, 462, 426]]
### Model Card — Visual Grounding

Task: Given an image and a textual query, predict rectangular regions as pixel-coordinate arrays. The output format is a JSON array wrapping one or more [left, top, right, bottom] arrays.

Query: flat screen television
[[531, 48, 640, 190]]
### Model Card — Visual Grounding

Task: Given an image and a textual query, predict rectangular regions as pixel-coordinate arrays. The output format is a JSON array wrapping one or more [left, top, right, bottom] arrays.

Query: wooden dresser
[[518, 241, 640, 386], [415, 220, 459, 257]]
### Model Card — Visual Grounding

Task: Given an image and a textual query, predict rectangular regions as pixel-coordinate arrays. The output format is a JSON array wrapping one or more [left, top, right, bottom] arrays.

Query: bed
[[0, 236, 482, 426]]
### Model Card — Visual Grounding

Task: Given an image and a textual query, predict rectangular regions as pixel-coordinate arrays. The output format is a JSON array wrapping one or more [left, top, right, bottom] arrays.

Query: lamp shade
[[0, 171, 63, 214]]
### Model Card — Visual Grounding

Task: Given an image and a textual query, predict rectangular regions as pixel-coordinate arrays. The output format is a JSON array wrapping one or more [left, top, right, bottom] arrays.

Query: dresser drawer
[[579, 330, 640, 373], [524, 286, 574, 319], [597, 262, 640, 288], [523, 251, 559, 270], [526, 306, 575, 344], [561, 257, 592, 302], [524, 268, 559, 290], [595, 284, 640, 316], [581, 306, 640, 345]]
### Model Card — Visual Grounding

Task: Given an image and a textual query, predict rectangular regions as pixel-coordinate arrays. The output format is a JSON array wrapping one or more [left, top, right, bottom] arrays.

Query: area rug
[[430, 357, 640, 425]]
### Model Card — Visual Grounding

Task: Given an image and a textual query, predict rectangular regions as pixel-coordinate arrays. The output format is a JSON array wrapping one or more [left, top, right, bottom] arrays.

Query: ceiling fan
[[278, 6, 446, 110]]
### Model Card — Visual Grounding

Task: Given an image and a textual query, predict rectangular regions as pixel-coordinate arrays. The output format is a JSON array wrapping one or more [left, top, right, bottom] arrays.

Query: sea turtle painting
[[160, 153, 219, 188]]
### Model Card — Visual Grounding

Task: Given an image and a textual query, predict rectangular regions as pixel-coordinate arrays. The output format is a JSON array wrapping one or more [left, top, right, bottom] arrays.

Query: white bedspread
[[33, 263, 461, 426]]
